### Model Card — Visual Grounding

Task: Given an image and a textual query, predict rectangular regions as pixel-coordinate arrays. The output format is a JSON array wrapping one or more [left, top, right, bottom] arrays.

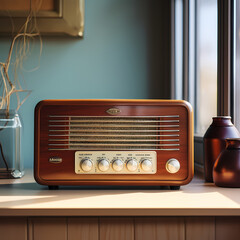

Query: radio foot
[[170, 186, 180, 190], [48, 186, 59, 190]]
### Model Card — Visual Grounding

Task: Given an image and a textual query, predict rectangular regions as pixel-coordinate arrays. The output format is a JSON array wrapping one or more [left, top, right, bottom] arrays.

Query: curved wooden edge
[[34, 99, 193, 106], [1, 208, 240, 217]]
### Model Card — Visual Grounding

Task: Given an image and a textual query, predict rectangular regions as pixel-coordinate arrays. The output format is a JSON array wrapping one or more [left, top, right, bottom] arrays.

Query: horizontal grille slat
[[49, 115, 180, 118], [49, 129, 180, 133], [47, 116, 181, 151], [48, 120, 179, 123], [48, 143, 180, 146], [49, 124, 179, 128], [48, 139, 179, 142], [49, 134, 180, 137], [48, 147, 180, 151]]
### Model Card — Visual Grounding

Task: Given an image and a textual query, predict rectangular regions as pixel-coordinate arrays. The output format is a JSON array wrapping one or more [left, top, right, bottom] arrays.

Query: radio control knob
[[112, 159, 124, 172], [80, 158, 93, 172], [126, 159, 138, 172], [98, 159, 110, 172], [166, 158, 180, 173], [141, 159, 152, 172]]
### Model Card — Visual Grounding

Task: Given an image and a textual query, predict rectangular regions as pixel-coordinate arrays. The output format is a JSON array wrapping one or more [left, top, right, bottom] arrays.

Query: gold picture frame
[[0, 0, 85, 37]]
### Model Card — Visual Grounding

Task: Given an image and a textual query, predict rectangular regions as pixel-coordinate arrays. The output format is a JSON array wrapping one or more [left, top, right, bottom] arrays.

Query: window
[[172, 0, 218, 171], [233, 0, 240, 130], [195, 0, 218, 136], [173, 0, 218, 135], [172, 0, 240, 172]]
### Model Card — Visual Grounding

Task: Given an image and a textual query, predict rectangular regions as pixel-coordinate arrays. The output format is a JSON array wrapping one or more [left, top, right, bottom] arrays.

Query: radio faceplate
[[75, 151, 157, 174]]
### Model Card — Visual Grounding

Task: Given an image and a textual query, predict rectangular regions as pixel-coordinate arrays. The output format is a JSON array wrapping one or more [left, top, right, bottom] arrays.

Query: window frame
[[171, 0, 234, 172], [217, 0, 233, 117], [233, 0, 240, 129]]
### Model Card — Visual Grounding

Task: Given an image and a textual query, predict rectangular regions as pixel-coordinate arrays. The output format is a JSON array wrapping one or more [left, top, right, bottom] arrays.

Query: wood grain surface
[[216, 217, 240, 240], [0, 216, 240, 240], [135, 217, 185, 240], [185, 217, 215, 240], [34, 99, 193, 187], [100, 217, 134, 240], [28, 217, 67, 240], [0, 217, 27, 240], [68, 217, 98, 240]]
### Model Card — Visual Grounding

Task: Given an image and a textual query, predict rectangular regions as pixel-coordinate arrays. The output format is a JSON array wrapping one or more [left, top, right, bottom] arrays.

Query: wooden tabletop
[[0, 171, 239, 216]]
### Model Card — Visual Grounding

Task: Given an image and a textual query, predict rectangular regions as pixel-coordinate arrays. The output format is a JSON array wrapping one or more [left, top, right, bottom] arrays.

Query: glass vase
[[0, 110, 23, 178]]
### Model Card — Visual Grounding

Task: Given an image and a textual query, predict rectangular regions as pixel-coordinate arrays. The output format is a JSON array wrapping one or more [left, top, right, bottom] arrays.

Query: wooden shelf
[[0, 171, 239, 216]]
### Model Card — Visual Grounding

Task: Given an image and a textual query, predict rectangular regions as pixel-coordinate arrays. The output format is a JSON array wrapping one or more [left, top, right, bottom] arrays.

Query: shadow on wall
[[147, 0, 172, 99], [0, 0, 172, 168]]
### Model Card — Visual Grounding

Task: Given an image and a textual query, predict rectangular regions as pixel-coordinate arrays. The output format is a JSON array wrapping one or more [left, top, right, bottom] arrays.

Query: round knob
[[141, 159, 152, 172], [112, 159, 124, 172], [126, 159, 138, 172], [80, 158, 93, 172], [98, 159, 110, 172], [166, 158, 180, 173]]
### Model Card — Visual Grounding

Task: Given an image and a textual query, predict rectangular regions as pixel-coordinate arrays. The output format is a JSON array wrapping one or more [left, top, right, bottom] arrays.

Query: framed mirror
[[0, 0, 85, 37]]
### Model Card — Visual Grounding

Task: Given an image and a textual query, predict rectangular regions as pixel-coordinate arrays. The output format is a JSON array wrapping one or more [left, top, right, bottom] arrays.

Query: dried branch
[[0, 0, 42, 114]]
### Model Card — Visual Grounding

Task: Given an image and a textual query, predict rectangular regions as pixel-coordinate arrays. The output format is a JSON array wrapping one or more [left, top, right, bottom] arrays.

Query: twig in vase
[[0, 0, 42, 174], [0, 141, 9, 172]]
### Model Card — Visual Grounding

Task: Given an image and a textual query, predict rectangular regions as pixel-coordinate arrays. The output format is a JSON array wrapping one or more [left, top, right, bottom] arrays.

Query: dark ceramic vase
[[203, 116, 240, 182], [213, 138, 240, 187]]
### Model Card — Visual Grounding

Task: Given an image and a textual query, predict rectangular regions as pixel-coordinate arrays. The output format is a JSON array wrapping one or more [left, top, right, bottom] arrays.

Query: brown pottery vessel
[[203, 116, 240, 182], [213, 138, 240, 187]]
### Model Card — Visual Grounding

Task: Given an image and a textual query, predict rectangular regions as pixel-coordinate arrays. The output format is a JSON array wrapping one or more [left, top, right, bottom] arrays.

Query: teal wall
[[0, 0, 171, 168]]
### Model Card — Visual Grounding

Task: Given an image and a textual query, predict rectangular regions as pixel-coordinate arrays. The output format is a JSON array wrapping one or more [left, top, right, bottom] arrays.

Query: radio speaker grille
[[48, 116, 180, 151]]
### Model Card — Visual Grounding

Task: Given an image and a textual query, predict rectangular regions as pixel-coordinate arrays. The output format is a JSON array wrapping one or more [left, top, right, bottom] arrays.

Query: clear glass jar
[[0, 110, 23, 178]]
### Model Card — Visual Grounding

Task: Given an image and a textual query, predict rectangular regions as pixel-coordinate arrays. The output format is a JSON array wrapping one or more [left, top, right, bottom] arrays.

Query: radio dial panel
[[75, 151, 157, 174]]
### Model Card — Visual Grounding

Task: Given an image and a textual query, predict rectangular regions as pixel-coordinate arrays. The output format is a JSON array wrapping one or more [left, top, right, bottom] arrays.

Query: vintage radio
[[34, 99, 194, 189]]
